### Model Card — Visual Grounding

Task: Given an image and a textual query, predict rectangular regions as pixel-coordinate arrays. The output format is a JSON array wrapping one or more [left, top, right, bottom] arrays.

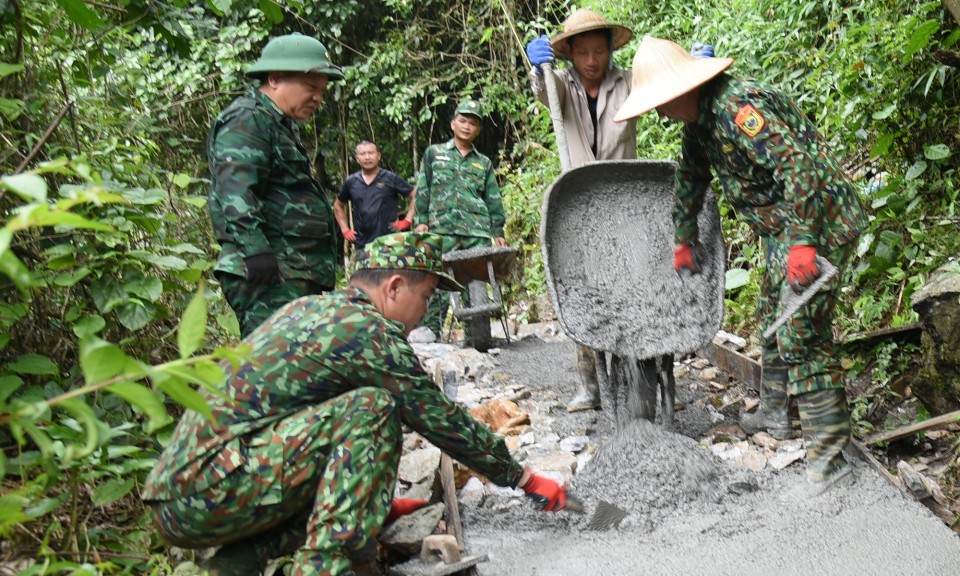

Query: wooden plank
[[432, 365, 465, 552], [839, 323, 923, 354], [864, 408, 960, 446], [696, 342, 761, 389]]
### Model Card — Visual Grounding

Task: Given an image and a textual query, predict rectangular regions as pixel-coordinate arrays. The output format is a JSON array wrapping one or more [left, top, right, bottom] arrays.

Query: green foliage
[[1, 0, 958, 571]]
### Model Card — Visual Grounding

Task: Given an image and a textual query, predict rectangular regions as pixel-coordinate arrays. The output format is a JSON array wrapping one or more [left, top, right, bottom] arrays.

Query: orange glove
[[673, 243, 699, 274], [391, 219, 412, 231], [386, 498, 428, 524], [343, 229, 358, 242], [521, 473, 569, 512], [786, 245, 820, 292]]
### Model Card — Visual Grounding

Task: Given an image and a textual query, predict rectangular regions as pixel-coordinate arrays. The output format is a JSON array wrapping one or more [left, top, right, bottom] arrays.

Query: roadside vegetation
[[1, 0, 958, 571]]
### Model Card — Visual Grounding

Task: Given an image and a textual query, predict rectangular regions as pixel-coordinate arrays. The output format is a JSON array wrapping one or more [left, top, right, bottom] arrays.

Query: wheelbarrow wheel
[[464, 280, 493, 352]]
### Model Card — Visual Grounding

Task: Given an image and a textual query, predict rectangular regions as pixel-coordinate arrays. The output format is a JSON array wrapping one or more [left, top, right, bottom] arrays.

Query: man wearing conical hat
[[144, 232, 575, 575], [208, 33, 343, 338], [526, 10, 678, 414], [615, 37, 868, 494]]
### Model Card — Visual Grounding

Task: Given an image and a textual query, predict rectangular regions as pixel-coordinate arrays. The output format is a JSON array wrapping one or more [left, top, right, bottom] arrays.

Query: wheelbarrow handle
[[541, 62, 573, 173]]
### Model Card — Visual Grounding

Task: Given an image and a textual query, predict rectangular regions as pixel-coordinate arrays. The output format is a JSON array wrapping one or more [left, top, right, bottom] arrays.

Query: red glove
[[343, 229, 358, 242], [521, 473, 568, 512], [391, 219, 412, 231], [674, 243, 699, 274], [386, 498, 428, 524], [786, 245, 820, 292]]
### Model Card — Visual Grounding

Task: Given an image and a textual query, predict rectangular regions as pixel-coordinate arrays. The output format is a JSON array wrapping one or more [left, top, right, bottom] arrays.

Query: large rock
[[379, 503, 445, 556], [911, 265, 960, 414]]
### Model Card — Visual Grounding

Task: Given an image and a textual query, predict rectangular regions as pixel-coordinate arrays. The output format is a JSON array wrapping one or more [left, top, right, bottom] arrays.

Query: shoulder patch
[[734, 104, 765, 138]]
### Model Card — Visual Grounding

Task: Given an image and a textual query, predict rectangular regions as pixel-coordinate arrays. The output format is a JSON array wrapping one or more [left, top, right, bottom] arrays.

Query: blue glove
[[526, 34, 555, 74], [691, 41, 715, 58]]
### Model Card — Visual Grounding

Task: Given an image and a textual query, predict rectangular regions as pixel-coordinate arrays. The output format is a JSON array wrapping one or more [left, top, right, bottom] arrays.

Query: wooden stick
[[864, 408, 960, 446], [433, 366, 465, 551], [14, 102, 72, 174]]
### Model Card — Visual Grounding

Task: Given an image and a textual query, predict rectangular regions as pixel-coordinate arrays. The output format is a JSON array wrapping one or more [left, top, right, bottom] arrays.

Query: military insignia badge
[[722, 143, 735, 154], [734, 104, 765, 138]]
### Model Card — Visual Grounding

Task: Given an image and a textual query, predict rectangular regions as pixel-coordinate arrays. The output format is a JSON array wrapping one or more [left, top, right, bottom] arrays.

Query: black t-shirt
[[338, 169, 414, 247], [586, 93, 599, 157]]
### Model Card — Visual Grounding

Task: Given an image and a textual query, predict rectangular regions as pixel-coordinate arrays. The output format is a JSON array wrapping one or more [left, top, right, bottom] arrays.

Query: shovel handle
[[565, 491, 585, 513], [541, 62, 573, 173]]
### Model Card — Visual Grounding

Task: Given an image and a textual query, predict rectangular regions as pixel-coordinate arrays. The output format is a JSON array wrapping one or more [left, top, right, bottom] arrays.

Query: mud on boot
[[799, 387, 854, 496]]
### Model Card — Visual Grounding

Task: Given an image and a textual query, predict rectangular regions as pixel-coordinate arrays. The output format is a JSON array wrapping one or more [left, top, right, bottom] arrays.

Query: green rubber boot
[[798, 388, 854, 493], [740, 360, 795, 439]]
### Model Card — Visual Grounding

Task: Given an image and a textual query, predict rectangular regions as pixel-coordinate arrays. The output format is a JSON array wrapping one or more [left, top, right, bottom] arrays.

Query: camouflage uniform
[[673, 73, 867, 482], [208, 88, 337, 337], [415, 138, 505, 335], [143, 235, 518, 576]]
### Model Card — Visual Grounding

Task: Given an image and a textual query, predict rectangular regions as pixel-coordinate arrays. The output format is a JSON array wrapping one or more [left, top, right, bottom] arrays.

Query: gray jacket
[[530, 66, 637, 167]]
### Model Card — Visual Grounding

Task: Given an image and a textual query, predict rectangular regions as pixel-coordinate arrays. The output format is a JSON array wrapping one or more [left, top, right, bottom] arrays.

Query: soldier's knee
[[346, 387, 398, 420]]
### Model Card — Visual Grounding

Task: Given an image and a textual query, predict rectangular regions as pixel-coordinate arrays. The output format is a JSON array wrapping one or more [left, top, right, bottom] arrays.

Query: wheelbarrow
[[441, 245, 518, 352], [539, 159, 726, 428]]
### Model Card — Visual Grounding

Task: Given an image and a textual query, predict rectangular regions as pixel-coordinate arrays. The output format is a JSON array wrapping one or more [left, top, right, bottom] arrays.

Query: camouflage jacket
[[142, 286, 523, 501], [415, 140, 505, 239], [673, 74, 867, 250], [207, 88, 336, 286]]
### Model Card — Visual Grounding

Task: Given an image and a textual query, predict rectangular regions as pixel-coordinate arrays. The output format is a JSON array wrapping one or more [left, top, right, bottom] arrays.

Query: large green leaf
[[0, 374, 24, 403], [58, 398, 100, 462], [91, 477, 135, 506], [0, 174, 48, 202], [207, 0, 234, 15], [0, 62, 25, 79], [55, 0, 105, 30], [72, 315, 106, 338], [905, 160, 927, 180], [157, 375, 212, 419], [724, 268, 751, 291], [178, 284, 208, 358], [79, 337, 128, 385], [905, 20, 939, 58], [924, 144, 951, 161], [90, 276, 124, 314], [141, 254, 188, 270], [0, 97, 25, 121], [116, 300, 156, 331], [124, 276, 163, 303], [8, 354, 58, 376], [0, 250, 32, 290], [106, 382, 173, 433], [31, 211, 113, 232], [259, 0, 283, 23]]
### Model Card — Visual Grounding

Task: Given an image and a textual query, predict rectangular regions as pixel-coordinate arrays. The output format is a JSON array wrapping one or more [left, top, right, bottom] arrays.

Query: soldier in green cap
[[143, 232, 575, 576], [414, 99, 508, 337], [207, 33, 344, 337]]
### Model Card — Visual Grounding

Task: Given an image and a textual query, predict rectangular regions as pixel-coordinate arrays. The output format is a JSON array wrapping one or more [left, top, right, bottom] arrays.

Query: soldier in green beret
[[143, 232, 575, 576], [207, 33, 343, 337], [414, 99, 508, 338]]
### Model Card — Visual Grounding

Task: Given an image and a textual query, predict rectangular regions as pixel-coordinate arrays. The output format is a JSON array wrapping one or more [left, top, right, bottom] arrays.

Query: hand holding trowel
[[763, 246, 838, 339]]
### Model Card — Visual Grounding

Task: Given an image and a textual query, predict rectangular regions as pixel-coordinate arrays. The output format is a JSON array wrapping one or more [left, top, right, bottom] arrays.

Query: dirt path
[[460, 335, 960, 575]]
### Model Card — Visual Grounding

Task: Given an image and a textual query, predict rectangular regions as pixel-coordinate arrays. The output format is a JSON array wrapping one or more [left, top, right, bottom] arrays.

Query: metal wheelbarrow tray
[[540, 160, 725, 360]]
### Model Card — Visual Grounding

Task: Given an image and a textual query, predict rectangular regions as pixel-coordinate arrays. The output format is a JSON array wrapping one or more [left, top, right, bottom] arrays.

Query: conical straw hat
[[550, 9, 633, 58], [613, 36, 733, 122]]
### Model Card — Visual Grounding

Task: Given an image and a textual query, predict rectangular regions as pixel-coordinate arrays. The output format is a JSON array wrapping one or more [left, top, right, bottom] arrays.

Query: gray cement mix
[[540, 160, 725, 360], [461, 337, 960, 575]]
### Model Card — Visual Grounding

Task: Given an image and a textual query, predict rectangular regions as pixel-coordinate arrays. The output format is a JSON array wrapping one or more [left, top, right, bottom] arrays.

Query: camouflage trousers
[[218, 272, 328, 338], [757, 237, 854, 480], [757, 239, 855, 397], [421, 235, 490, 337], [150, 388, 402, 576]]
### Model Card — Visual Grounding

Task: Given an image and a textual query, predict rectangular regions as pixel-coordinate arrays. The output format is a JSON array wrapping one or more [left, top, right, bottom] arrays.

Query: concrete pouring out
[[424, 334, 960, 575]]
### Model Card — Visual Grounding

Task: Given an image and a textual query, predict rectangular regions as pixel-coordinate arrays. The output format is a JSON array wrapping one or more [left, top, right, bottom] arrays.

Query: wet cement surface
[[540, 161, 725, 360], [462, 337, 960, 575]]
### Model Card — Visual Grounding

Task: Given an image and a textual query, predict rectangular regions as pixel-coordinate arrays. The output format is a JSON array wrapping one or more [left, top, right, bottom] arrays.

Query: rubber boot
[[739, 361, 795, 439], [568, 345, 602, 412], [798, 388, 854, 494], [200, 540, 264, 576]]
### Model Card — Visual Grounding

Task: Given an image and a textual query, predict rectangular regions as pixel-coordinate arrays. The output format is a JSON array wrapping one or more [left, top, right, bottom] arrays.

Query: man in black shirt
[[335, 141, 416, 248]]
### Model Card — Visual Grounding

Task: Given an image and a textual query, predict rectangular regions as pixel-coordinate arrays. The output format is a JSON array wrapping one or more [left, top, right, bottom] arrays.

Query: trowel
[[762, 256, 838, 339]]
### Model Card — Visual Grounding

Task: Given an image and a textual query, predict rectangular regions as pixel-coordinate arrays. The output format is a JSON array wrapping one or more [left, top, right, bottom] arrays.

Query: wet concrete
[[461, 336, 960, 575], [540, 160, 725, 360]]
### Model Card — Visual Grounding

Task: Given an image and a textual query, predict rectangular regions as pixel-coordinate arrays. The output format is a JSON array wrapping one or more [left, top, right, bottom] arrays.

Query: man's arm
[[481, 163, 506, 242], [333, 198, 352, 235], [208, 109, 273, 258], [403, 188, 417, 222], [672, 128, 712, 246], [414, 149, 432, 230]]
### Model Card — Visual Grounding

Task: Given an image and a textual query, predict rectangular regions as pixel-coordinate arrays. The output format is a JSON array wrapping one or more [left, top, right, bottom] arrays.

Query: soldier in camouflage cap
[[207, 33, 344, 337], [143, 232, 573, 576], [414, 99, 508, 337], [615, 37, 868, 495]]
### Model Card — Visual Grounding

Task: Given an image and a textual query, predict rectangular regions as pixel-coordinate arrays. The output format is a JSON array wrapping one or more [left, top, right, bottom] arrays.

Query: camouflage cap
[[454, 99, 484, 120], [354, 232, 464, 292]]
